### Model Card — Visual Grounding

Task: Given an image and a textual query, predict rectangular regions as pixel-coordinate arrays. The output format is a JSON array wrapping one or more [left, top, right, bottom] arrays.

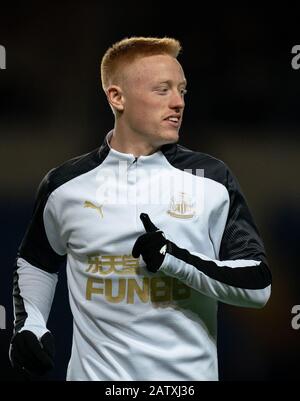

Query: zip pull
[[127, 156, 138, 171]]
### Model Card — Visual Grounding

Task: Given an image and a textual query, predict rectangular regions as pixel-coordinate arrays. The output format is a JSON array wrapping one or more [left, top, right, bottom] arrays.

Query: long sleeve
[[159, 167, 272, 308], [13, 171, 67, 338], [13, 259, 58, 338]]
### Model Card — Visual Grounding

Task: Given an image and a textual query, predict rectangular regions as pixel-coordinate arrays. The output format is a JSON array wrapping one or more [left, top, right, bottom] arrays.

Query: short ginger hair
[[100, 36, 182, 91]]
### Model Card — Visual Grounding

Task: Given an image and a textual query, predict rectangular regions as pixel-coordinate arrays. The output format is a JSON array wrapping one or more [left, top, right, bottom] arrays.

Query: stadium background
[[0, 2, 299, 380]]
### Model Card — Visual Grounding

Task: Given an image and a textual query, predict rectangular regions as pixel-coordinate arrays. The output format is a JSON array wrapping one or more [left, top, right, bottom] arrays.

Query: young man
[[10, 37, 272, 381]]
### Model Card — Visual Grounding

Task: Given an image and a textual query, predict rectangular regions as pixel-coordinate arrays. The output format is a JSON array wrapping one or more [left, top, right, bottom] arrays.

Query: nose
[[169, 89, 185, 111]]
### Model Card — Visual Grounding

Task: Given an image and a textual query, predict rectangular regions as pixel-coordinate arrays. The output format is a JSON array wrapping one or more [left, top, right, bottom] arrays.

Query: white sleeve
[[14, 258, 58, 339], [13, 171, 66, 336], [160, 246, 271, 308]]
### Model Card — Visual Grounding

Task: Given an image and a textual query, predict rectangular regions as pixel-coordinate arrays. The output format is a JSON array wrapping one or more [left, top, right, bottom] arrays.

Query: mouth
[[163, 115, 181, 128]]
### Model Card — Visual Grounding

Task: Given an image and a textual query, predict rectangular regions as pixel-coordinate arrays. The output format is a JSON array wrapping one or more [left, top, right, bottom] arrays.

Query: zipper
[[133, 157, 138, 229]]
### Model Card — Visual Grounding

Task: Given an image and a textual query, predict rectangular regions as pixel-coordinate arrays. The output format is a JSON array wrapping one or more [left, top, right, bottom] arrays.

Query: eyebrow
[[157, 79, 187, 86]]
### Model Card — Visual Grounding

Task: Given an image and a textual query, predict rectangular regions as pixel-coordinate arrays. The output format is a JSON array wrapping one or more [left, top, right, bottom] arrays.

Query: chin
[[159, 129, 179, 145]]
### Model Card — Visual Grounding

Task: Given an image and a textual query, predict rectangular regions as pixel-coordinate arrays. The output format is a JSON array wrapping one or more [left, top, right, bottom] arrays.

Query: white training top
[[13, 131, 271, 381]]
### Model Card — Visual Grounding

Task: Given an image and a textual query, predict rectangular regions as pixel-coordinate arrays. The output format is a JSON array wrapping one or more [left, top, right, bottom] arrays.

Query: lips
[[164, 115, 181, 128], [164, 115, 181, 122], [164, 114, 181, 128]]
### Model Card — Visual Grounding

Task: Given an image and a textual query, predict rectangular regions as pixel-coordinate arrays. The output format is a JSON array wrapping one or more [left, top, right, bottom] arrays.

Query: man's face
[[120, 54, 186, 147]]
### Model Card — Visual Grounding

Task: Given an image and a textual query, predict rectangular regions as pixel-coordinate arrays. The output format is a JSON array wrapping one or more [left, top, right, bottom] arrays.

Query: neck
[[109, 123, 159, 157]]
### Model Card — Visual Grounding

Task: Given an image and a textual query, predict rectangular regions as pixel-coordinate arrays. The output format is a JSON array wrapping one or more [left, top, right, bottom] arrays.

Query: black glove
[[132, 213, 169, 272], [9, 330, 55, 377]]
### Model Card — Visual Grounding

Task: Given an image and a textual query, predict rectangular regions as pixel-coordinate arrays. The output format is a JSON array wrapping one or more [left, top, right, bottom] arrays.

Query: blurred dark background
[[1, 2, 300, 381]]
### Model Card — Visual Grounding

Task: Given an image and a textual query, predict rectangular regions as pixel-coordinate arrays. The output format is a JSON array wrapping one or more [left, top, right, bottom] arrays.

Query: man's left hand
[[132, 213, 169, 272]]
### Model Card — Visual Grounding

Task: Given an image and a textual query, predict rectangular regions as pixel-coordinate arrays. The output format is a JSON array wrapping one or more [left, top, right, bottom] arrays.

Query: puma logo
[[84, 201, 104, 218]]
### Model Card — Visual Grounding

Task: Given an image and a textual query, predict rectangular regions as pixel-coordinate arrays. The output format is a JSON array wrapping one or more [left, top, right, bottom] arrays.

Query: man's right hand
[[9, 330, 55, 376]]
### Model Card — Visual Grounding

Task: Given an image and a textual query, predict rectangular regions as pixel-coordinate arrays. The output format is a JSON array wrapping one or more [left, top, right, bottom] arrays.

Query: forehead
[[124, 54, 186, 85]]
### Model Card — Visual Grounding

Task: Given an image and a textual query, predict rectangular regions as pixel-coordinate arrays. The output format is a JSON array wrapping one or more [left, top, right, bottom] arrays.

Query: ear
[[106, 85, 125, 112]]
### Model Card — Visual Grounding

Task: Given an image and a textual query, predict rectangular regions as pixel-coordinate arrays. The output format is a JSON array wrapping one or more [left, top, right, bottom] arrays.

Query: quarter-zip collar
[[98, 130, 178, 167]]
